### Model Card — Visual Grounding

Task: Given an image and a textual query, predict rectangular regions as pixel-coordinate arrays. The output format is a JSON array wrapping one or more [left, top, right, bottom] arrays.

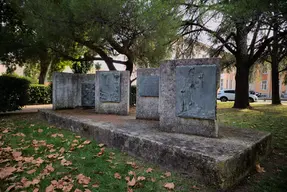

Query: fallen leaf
[[32, 178, 40, 185], [84, 190, 91, 192], [46, 184, 54, 192], [126, 162, 138, 169], [5, 184, 16, 192], [256, 163, 265, 173], [164, 172, 171, 177], [151, 178, 156, 182], [61, 158, 73, 166], [164, 182, 175, 190], [125, 176, 130, 182], [98, 143, 105, 148], [75, 136, 81, 138], [3, 129, 9, 133], [191, 185, 201, 190], [83, 140, 91, 145], [33, 188, 39, 192], [96, 147, 105, 157], [74, 189, 82, 192], [76, 174, 91, 185], [46, 164, 55, 173], [27, 169, 36, 175], [127, 177, 136, 187], [145, 168, 153, 173], [12, 151, 22, 159], [127, 188, 133, 192], [114, 172, 121, 180], [92, 183, 100, 188], [21, 177, 32, 188], [38, 129, 43, 133], [59, 147, 65, 154], [0, 167, 16, 179], [137, 176, 146, 181], [128, 171, 135, 176]]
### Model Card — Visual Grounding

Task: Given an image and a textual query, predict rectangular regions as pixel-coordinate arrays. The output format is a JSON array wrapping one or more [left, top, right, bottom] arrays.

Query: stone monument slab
[[81, 83, 95, 107], [159, 59, 220, 137], [95, 71, 130, 115], [99, 72, 121, 103], [175, 65, 217, 119], [53, 73, 95, 110], [138, 76, 159, 97], [136, 68, 160, 120]]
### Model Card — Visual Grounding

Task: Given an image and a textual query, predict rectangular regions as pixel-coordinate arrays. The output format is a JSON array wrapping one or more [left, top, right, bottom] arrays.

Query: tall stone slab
[[95, 71, 130, 115], [136, 68, 159, 120], [53, 72, 95, 109], [159, 59, 220, 137]]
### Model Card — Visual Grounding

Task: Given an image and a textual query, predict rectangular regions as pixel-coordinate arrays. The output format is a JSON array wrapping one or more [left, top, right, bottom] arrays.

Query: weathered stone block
[[99, 72, 121, 103], [81, 83, 95, 107], [136, 68, 159, 120], [95, 71, 130, 115], [52, 72, 95, 109], [159, 59, 220, 137], [175, 65, 217, 119]]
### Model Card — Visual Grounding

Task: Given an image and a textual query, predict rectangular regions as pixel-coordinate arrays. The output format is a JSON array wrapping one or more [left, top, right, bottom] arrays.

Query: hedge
[[0, 75, 31, 112], [130, 85, 136, 106], [28, 84, 52, 105]]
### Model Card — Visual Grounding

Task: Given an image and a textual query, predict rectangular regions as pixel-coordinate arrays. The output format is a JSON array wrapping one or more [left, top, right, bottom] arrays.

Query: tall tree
[[182, 0, 287, 108]]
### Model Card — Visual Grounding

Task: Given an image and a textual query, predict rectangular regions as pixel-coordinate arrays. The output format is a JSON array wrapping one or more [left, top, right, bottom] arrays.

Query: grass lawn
[[0, 102, 287, 191]]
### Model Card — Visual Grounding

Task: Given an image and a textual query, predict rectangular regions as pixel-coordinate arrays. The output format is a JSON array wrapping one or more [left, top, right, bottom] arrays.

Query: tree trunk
[[38, 59, 50, 84], [38, 50, 50, 84], [271, 0, 281, 105], [234, 64, 250, 108], [233, 22, 250, 109]]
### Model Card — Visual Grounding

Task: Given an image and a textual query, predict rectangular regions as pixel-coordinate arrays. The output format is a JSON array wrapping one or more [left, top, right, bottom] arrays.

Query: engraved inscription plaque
[[138, 76, 159, 97], [99, 72, 121, 103], [81, 83, 95, 107], [175, 65, 217, 119]]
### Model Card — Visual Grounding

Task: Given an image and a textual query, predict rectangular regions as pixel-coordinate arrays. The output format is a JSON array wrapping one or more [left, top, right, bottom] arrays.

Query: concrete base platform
[[39, 109, 271, 189]]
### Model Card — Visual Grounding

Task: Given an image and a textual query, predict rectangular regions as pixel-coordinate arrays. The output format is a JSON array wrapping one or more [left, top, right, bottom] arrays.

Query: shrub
[[130, 85, 136, 106], [0, 75, 30, 112], [28, 84, 52, 105]]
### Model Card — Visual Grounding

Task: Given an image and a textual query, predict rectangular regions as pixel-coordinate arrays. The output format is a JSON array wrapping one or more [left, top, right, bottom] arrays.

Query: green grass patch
[[0, 114, 198, 192], [1, 103, 287, 192]]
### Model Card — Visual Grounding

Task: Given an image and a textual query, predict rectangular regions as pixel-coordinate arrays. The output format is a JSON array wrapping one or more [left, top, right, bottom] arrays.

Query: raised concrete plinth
[[39, 109, 271, 189]]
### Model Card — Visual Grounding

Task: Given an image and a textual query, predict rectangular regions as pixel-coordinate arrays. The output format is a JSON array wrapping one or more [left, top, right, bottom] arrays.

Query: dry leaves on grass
[[92, 183, 100, 188], [164, 182, 175, 190], [127, 177, 136, 187], [82, 140, 91, 145], [256, 163, 266, 173], [98, 143, 105, 148], [38, 129, 43, 133], [27, 169, 36, 175], [145, 167, 153, 173], [0, 167, 16, 179], [61, 158, 72, 166], [76, 174, 91, 185], [51, 133, 64, 138], [96, 147, 105, 157], [126, 162, 138, 169], [137, 176, 146, 181], [59, 147, 65, 154], [114, 172, 122, 180], [164, 172, 171, 177]]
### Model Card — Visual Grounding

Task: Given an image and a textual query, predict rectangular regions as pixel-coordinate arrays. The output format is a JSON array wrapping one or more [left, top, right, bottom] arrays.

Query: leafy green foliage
[[21, 0, 181, 70], [130, 85, 136, 106], [0, 74, 30, 112], [28, 84, 52, 105], [71, 61, 93, 74]]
